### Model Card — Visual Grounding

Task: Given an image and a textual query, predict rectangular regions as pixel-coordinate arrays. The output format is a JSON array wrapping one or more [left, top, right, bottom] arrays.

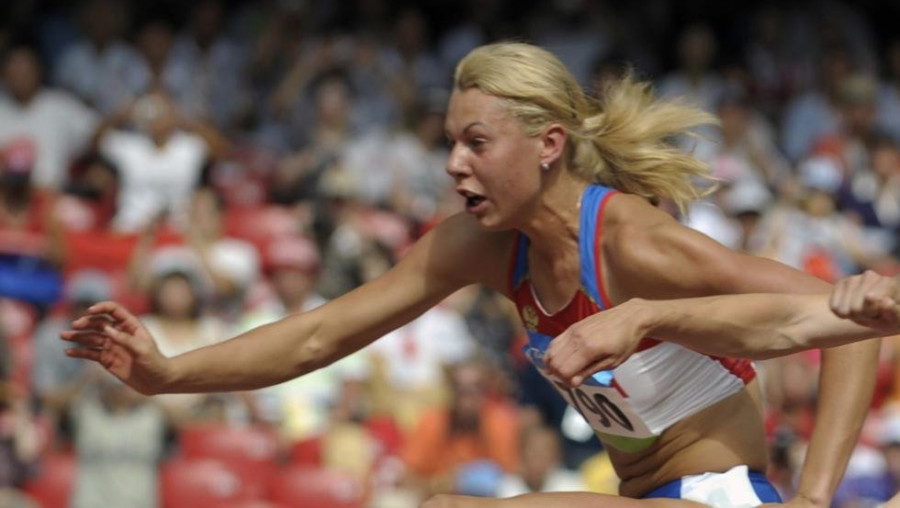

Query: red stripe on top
[[592, 191, 618, 309], [713, 356, 757, 384]]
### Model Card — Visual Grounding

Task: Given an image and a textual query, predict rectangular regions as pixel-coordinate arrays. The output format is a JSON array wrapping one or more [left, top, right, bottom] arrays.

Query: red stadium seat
[[220, 500, 288, 508], [160, 458, 264, 508], [365, 416, 403, 459], [270, 466, 366, 508], [180, 424, 280, 463], [223, 206, 299, 248], [288, 436, 323, 466], [22, 453, 76, 508]]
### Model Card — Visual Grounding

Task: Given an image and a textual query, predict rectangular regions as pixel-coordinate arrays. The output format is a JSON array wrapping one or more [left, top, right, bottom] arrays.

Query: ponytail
[[455, 43, 718, 212], [571, 75, 718, 211]]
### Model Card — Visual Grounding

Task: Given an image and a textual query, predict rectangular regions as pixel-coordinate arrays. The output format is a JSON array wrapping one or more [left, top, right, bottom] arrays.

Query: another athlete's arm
[[62, 214, 502, 395]]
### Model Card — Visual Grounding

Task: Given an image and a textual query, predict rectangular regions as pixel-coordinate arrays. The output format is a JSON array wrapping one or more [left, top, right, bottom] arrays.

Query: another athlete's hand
[[61, 301, 172, 396], [544, 298, 651, 387], [830, 270, 900, 332]]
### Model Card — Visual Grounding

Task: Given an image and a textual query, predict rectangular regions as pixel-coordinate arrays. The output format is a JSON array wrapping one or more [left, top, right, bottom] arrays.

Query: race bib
[[525, 342, 659, 451]]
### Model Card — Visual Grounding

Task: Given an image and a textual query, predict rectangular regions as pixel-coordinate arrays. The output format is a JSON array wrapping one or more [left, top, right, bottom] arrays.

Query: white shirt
[[367, 306, 476, 390], [100, 130, 208, 232], [0, 90, 98, 189]]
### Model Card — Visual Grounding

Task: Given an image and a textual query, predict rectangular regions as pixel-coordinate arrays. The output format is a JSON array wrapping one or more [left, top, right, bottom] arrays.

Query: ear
[[538, 123, 568, 168]]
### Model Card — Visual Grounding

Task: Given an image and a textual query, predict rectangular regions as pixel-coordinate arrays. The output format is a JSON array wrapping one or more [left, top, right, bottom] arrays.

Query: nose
[[445, 144, 470, 180]]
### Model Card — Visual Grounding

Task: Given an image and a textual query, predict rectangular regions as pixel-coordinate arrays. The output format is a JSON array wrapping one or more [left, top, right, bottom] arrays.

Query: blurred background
[[0, 0, 898, 506]]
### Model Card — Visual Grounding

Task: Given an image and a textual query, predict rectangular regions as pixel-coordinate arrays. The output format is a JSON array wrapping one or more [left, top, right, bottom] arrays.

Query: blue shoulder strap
[[510, 232, 530, 290], [579, 185, 614, 310]]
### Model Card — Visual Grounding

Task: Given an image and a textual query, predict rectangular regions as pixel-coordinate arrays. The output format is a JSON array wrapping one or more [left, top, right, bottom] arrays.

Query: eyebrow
[[445, 121, 487, 139]]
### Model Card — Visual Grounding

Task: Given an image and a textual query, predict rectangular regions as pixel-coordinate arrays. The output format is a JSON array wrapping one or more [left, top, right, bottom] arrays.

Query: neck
[[518, 169, 588, 262], [13, 90, 37, 106]]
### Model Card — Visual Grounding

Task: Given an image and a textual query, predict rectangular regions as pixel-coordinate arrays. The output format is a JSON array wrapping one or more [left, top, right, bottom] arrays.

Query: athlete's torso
[[505, 185, 768, 496]]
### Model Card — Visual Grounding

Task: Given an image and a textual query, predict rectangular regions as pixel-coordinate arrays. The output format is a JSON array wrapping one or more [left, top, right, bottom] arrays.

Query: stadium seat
[[22, 453, 76, 508], [223, 206, 298, 248], [270, 466, 365, 508], [159, 458, 264, 508], [288, 435, 322, 466], [180, 424, 280, 463]]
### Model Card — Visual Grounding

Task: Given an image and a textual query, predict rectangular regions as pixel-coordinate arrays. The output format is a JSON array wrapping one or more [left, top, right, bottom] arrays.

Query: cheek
[[481, 144, 541, 199]]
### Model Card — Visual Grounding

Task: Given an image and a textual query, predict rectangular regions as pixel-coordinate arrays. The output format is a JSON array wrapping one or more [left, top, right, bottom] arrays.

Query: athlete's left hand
[[544, 298, 651, 387]]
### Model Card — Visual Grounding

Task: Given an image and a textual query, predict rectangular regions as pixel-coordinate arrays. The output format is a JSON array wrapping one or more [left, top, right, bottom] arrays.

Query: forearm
[[794, 340, 879, 506], [165, 312, 328, 393], [639, 293, 890, 359]]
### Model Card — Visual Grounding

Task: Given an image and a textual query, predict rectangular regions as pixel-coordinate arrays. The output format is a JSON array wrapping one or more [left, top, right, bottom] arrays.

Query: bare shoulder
[[600, 194, 736, 298], [602, 193, 682, 264], [415, 213, 517, 294]]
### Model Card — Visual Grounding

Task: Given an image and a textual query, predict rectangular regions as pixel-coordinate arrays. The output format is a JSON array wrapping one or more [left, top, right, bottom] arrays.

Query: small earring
[[540, 162, 550, 172]]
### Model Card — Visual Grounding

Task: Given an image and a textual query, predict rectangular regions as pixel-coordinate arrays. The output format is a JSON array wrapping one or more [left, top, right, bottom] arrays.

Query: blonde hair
[[454, 42, 717, 211]]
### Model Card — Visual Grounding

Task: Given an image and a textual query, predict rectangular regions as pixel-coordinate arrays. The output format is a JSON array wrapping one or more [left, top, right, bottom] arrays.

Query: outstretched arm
[[62, 214, 501, 395]]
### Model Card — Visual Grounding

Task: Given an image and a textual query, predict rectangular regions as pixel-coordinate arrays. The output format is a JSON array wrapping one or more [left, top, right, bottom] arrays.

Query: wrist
[[627, 297, 664, 338], [157, 357, 181, 394], [793, 491, 829, 508]]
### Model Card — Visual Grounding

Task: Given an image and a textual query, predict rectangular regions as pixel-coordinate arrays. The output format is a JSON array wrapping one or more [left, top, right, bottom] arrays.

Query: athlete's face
[[444, 88, 543, 230]]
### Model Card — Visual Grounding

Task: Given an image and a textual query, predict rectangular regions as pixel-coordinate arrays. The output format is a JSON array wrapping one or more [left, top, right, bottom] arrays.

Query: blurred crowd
[[0, 0, 898, 506]]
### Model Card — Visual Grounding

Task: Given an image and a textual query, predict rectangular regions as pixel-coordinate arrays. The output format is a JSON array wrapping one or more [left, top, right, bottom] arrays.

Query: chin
[[475, 211, 516, 231]]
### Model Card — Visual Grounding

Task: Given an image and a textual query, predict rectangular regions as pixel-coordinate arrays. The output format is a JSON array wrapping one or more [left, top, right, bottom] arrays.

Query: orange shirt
[[402, 401, 519, 477]]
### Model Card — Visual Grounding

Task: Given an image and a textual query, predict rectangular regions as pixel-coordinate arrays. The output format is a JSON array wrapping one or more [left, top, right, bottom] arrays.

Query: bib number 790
[[553, 380, 633, 431]]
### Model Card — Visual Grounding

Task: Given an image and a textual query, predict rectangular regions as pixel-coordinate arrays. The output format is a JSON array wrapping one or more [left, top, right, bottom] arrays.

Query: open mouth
[[458, 189, 486, 208]]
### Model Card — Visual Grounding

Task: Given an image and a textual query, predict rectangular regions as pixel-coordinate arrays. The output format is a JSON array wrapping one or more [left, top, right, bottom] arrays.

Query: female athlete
[[62, 43, 893, 507]]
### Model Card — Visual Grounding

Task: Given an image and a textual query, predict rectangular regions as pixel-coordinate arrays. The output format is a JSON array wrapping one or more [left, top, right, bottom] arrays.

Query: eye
[[469, 138, 486, 150]]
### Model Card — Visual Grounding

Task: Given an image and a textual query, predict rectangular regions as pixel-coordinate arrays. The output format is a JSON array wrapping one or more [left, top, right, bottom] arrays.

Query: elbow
[[758, 329, 810, 359], [294, 335, 330, 376]]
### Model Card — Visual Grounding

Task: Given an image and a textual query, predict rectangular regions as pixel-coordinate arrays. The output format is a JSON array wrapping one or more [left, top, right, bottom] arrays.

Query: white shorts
[[642, 465, 783, 507]]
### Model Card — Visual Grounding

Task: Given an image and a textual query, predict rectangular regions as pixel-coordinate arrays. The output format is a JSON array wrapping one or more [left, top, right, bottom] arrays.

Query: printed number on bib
[[526, 346, 655, 439]]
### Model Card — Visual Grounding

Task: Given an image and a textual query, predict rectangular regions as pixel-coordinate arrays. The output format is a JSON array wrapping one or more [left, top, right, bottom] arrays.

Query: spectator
[[744, 5, 817, 118], [877, 38, 900, 143], [810, 73, 880, 178], [367, 303, 477, 431], [133, 17, 177, 93], [401, 360, 518, 498], [269, 71, 363, 202], [55, 153, 120, 232], [136, 267, 240, 424], [386, 90, 453, 222], [380, 8, 447, 102], [0, 140, 65, 306], [0, 44, 98, 190], [93, 91, 228, 232], [529, 1, 611, 89], [0, 380, 39, 491], [497, 425, 586, 497], [752, 156, 879, 280], [240, 234, 325, 327], [704, 92, 790, 188], [838, 133, 900, 258], [70, 370, 167, 508], [31, 270, 112, 429], [123, 187, 261, 320], [658, 23, 725, 113], [166, 0, 250, 131], [52, 0, 143, 114], [0, 139, 63, 263], [236, 235, 369, 442], [780, 44, 855, 162]]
